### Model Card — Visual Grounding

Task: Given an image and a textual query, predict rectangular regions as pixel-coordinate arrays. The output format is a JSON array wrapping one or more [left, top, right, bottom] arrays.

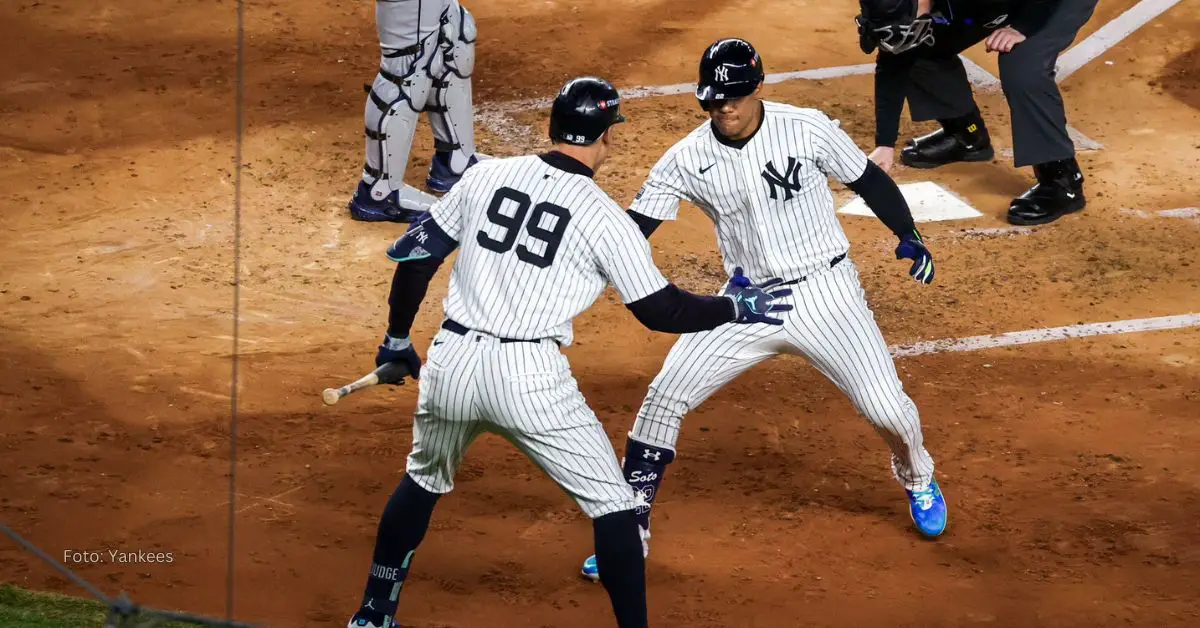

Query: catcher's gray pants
[[906, 0, 1099, 167], [405, 326, 639, 519], [630, 259, 935, 492]]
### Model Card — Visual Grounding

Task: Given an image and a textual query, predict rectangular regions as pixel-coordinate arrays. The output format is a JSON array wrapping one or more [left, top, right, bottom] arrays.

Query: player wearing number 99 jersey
[[343, 76, 794, 628]]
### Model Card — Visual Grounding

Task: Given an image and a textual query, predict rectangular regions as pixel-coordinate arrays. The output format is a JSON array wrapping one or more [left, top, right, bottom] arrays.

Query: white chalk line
[[890, 313, 1200, 358], [478, 0, 1176, 150], [1121, 207, 1200, 221], [1055, 0, 1184, 83]]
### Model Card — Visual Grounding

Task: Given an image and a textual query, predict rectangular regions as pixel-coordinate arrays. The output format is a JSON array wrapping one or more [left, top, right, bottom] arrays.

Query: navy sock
[[352, 474, 440, 626], [621, 437, 674, 532], [593, 509, 649, 628]]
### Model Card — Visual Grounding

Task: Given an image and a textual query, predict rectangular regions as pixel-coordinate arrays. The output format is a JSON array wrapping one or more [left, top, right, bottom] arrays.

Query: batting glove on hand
[[723, 267, 795, 325], [895, 230, 934, 285], [374, 333, 422, 384]]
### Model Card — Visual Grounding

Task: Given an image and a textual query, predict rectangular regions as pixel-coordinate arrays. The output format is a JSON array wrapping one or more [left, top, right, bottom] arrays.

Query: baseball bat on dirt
[[321, 361, 412, 406]]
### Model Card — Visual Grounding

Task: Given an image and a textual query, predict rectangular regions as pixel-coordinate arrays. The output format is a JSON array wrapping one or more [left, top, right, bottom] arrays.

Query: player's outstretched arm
[[597, 209, 792, 332], [623, 276, 794, 332]]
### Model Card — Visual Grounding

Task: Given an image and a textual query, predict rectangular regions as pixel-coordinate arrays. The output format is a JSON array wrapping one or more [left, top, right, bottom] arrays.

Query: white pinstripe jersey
[[428, 155, 670, 346], [375, 0, 446, 51], [630, 100, 870, 284]]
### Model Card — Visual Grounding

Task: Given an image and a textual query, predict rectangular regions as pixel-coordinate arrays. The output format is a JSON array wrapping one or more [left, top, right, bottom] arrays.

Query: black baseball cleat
[[900, 127, 995, 169], [1006, 158, 1086, 226]]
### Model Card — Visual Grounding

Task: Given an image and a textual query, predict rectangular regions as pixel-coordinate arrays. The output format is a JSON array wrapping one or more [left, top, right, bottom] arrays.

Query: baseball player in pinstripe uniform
[[348, 0, 480, 223], [344, 76, 794, 628], [580, 38, 948, 581]]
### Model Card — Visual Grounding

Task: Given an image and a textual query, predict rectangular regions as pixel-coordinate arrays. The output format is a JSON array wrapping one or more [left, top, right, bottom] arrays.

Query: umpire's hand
[[375, 333, 422, 384], [723, 267, 794, 325], [869, 146, 896, 174], [985, 26, 1026, 53]]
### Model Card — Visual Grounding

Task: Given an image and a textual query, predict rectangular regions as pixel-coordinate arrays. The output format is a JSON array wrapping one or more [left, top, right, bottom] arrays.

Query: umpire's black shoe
[[1007, 158, 1086, 226], [900, 127, 995, 169]]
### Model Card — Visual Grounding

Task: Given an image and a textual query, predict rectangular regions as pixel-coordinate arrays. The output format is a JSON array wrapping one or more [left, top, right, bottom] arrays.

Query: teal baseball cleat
[[907, 478, 948, 537]]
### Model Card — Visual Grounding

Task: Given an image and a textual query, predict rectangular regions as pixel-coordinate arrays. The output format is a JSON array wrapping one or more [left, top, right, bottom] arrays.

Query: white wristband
[[383, 334, 412, 351]]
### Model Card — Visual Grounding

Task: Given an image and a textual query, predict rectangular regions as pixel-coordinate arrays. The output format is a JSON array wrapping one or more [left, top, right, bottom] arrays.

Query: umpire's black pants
[[906, 0, 1099, 168]]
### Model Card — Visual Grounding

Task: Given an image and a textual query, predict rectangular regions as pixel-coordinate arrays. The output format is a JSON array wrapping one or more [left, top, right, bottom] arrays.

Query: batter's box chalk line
[[1121, 207, 1200, 221], [889, 313, 1200, 358], [838, 181, 984, 222]]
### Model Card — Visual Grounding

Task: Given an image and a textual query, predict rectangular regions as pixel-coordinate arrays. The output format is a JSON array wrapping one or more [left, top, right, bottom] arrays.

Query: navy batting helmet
[[548, 76, 627, 146], [695, 38, 764, 106]]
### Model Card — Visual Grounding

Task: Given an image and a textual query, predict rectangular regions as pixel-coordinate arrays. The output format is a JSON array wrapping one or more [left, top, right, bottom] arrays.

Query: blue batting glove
[[895, 230, 934, 285], [723, 267, 794, 325]]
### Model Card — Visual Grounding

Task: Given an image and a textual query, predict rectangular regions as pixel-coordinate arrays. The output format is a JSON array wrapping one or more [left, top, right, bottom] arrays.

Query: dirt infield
[[2, 0, 1199, 626]]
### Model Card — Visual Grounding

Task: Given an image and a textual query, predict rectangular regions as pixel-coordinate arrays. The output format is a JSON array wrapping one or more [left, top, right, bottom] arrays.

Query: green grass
[[0, 584, 203, 628]]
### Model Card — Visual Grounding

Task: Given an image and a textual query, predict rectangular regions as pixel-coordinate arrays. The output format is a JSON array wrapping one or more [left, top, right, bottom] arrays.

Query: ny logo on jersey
[[761, 157, 804, 201], [714, 65, 729, 82]]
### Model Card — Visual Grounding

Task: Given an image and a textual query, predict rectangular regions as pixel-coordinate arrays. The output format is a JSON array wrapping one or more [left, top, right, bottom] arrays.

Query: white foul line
[[1055, 0, 1185, 82], [890, 313, 1200, 358]]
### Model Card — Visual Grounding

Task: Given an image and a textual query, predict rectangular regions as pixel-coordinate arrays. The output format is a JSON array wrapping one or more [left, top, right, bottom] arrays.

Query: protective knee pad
[[425, 2, 476, 172], [363, 55, 434, 201]]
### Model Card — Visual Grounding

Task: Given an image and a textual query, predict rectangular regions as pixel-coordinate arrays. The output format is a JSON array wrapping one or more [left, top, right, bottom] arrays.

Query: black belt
[[441, 319, 551, 344], [777, 253, 847, 287]]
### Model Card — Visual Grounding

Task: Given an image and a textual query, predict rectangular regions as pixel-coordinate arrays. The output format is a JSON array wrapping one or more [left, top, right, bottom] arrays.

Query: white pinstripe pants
[[405, 327, 639, 519], [631, 258, 936, 491]]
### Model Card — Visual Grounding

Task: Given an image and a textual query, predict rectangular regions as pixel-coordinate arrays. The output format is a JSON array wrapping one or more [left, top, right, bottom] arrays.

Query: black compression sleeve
[[386, 258, 444, 338], [626, 210, 663, 239], [625, 284, 735, 333], [846, 160, 916, 239]]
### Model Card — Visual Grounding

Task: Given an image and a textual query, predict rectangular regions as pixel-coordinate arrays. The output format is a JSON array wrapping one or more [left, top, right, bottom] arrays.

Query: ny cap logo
[[714, 65, 729, 82]]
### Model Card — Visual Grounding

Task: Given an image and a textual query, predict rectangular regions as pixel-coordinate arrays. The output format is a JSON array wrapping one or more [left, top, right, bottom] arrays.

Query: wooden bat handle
[[321, 361, 411, 406]]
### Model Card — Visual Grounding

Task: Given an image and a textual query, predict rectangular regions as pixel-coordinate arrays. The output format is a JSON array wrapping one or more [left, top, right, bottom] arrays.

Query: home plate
[[838, 181, 983, 222]]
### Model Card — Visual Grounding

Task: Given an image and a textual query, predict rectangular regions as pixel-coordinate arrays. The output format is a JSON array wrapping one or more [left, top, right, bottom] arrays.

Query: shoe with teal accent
[[581, 554, 600, 582], [907, 478, 948, 538]]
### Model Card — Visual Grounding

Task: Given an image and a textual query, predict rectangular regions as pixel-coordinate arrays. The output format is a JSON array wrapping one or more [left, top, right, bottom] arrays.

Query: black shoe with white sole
[[1007, 158, 1086, 226]]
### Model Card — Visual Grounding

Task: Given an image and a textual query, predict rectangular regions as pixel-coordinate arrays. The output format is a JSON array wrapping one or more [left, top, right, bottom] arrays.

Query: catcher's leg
[[782, 259, 945, 537], [350, 49, 439, 223], [424, 1, 479, 194], [349, 330, 484, 627], [580, 319, 787, 581]]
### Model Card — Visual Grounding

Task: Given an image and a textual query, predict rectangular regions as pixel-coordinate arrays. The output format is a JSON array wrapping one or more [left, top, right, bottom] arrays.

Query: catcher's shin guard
[[425, 1, 477, 193], [362, 52, 434, 202]]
